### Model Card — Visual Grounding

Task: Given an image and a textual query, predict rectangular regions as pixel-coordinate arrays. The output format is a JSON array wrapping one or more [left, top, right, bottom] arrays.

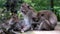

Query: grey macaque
[[20, 3, 37, 32], [36, 10, 57, 30]]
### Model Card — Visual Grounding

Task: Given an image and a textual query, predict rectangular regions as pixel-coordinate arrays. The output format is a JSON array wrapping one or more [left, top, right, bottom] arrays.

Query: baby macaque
[[1, 14, 26, 34], [7, 14, 22, 32], [1, 14, 20, 33], [36, 10, 57, 30]]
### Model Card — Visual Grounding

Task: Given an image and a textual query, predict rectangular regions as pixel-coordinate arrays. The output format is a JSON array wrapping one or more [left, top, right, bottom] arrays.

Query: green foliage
[[0, 0, 6, 8], [54, 0, 60, 21], [0, 0, 60, 21], [0, 0, 24, 19], [23, 0, 50, 11]]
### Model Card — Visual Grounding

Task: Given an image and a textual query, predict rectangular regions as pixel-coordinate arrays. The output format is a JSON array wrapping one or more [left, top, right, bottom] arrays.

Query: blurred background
[[0, 0, 60, 23]]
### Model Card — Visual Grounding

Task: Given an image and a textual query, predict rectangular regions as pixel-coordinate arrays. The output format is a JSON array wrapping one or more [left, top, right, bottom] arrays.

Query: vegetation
[[0, 0, 60, 21]]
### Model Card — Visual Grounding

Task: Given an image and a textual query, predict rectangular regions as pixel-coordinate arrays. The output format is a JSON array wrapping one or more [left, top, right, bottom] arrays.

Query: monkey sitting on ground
[[20, 3, 37, 32], [7, 14, 26, 33], [1, 14, 18, 34], [35, 10, 57, 30]]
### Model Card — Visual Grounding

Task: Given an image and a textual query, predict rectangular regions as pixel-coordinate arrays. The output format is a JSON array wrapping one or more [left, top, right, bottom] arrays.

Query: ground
[[55, 22, 60, 31]]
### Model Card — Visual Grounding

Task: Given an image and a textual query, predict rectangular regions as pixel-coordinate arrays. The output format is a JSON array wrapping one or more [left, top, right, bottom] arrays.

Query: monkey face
[[20, 3, 30, 15]]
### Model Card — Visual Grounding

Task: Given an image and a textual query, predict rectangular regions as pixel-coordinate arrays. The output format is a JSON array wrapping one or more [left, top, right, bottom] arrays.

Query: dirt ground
[[55, 22, 60, 31]]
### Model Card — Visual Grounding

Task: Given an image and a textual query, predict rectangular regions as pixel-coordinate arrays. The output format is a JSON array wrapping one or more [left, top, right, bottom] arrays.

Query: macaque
[[1, 14, 21, 34], [7, 14, 24, 33], [20, 3, 37, 32], [36, 10, 57, 30]]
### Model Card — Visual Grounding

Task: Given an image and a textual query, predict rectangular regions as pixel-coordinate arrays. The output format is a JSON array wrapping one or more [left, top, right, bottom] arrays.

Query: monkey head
[[20, 3, 30, 15], [20, 3, 35, 16]]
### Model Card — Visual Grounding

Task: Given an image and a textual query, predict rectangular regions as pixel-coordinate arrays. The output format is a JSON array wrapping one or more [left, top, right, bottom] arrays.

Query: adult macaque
[[20, 3, 37, 32], [36, 10, 57, 30]]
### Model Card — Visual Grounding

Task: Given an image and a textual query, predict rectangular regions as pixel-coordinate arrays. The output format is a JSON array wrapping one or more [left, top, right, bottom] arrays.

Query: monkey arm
[[40, 17, 51, 26], [37, 17, 52, 30], [38, 21, 44, 30], [41, 17, 56, 30]]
